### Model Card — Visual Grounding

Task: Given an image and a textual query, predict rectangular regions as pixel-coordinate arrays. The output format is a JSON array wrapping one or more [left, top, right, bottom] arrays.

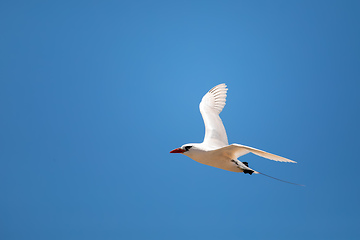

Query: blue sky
[[1, 0, 360, 239]]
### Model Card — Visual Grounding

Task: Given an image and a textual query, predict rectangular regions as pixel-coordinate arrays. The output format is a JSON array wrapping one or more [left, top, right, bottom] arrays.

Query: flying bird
[[170, 83, 302, 186]]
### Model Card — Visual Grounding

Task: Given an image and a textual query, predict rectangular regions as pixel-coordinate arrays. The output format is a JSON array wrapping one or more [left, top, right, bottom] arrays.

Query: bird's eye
[[184, 146, 192, 151]]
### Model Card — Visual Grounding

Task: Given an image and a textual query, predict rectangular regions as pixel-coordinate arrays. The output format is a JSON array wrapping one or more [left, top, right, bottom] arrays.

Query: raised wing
[[199, 83, 229, 149], [219, 144, 296, 163]]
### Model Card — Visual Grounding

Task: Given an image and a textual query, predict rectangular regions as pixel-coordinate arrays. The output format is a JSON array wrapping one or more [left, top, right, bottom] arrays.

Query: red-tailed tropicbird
[[170, 83, 302, 186]]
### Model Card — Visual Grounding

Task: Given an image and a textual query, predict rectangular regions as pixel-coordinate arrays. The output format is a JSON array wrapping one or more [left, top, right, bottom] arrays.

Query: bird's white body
[[171, 83, 298, 179], [182, 144, 244, 172]]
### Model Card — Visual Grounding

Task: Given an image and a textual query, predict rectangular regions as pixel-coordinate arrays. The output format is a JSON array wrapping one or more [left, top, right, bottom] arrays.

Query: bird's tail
[[253, 170, 305, 187]]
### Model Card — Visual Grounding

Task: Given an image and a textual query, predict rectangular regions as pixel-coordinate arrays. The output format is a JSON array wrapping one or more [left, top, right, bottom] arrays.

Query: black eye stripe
[[184, 146, 192, 151]]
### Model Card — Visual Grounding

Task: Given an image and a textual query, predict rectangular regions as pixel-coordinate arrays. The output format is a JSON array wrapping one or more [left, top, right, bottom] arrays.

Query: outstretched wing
[[218, 143, 296, 163], [199, 83, 229, 149]]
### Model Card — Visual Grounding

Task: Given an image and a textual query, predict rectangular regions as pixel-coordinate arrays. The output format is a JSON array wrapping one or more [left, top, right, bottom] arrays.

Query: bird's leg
[[243, 169, 254, 175], [231, 160, 254, 175]]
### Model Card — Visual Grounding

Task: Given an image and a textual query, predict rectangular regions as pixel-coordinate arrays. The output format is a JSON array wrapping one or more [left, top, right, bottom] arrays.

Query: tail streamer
[[256, 171, 305, 187]]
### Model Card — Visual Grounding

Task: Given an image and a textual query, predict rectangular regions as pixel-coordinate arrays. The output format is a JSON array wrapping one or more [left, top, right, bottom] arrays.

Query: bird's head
[[170, 144, 194, 155]]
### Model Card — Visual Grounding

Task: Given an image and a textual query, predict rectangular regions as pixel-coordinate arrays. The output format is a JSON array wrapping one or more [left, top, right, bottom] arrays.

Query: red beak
[[170, 148, 185, 153]]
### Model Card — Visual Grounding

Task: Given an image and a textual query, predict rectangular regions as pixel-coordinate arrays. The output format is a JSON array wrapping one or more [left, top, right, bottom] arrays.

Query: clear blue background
[[1, 1, 360, 239]]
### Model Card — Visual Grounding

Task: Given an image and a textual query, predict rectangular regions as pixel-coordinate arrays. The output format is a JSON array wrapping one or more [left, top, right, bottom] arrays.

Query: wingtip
[[209, 83, 228, 92]]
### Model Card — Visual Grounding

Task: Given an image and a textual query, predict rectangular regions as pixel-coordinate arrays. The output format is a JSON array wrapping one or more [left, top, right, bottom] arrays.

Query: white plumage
[[170, 83, 302, 185]]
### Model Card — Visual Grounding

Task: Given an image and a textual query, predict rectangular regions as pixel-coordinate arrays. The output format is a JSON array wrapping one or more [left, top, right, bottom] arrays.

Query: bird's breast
[[186, 150, 241, 172]]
